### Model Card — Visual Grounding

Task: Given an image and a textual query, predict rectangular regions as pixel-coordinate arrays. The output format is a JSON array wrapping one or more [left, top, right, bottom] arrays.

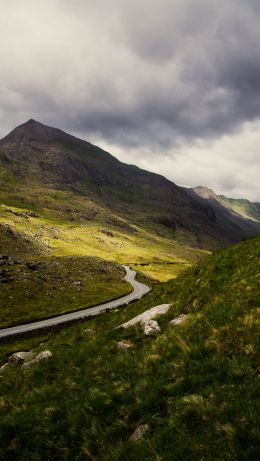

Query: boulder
[[8, 351, 36, 366], [141, 320, 161, 336], [169, 314, 189, 326], [118, 304, 170, 329], [130, 424, 149, 441], [21, 350, 52, 370], [117, 340, 133, 350]]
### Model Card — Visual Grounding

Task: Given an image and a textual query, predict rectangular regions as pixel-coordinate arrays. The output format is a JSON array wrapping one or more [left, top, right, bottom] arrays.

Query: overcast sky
[[0, 0, 259, 201]]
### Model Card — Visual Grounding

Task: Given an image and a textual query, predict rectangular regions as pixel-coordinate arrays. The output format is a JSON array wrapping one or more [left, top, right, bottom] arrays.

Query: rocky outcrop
[[0, 350, 53, 373], [169, 314, 189, 325], [22, 350, 52, 369], [141, 320, 161, 336], [118, 304, 170, 329], [8, 351, 36, 365]]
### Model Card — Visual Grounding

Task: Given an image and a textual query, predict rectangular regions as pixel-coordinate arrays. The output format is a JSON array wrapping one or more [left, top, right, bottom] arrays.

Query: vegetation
[[0, 201, 207, 281], [0, 236, 259, 460], [219, 195, 260, 222], [0, 256, 133, 328], [131, 261, 192, 282]]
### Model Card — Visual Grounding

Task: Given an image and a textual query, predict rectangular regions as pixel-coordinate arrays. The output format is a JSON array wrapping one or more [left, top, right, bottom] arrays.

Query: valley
[[0, 120, 259, 461]]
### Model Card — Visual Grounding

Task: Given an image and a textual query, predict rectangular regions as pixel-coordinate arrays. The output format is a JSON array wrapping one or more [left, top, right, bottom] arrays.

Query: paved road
[[0, 265, 151, 340]]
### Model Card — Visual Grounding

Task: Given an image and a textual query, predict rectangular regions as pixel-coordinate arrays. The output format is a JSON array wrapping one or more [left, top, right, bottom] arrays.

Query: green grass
[[219, 196, 260, 222], [131, 262, 192, 281], [0, 256, 132, 328], [0, 200, 208, 281], [0, 236, 259, 460]]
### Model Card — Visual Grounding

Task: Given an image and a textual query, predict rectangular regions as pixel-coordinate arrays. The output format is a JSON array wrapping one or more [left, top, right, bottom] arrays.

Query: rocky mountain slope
[[191, 186, 260, 222], [186, 186, 260, 243], [0, 119, 259, 251]]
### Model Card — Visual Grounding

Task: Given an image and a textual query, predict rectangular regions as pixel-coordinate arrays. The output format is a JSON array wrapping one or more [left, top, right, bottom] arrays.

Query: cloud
[[95, 119, 260, 201], [0, 0, 259, 199]]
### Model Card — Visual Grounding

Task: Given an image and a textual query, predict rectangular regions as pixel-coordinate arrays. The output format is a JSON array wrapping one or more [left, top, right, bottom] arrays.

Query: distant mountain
[[191, 186, 260, 222], [218, 195, 260, 223], [0, 119, 259, 251], [186, 186, 260, 242]]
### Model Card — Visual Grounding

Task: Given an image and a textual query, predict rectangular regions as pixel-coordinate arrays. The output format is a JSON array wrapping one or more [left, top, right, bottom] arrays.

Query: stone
[[82, 328, 94, 335], [130, 424, 149, 441], [117, 340, 133, 349], [169, 314, 189, 326], [0, 363, 10, 374], [21, 350, 52, 369], [8, 351, 36, 366], [118, 304, 170, 329], [141, 319, 161, 336]]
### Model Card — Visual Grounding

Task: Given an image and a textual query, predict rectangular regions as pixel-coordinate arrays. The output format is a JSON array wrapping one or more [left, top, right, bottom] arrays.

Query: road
[[0, 265, 151, 340]]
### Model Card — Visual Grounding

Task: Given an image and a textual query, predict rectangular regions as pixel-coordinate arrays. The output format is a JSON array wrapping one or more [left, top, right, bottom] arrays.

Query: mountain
[[186, 186, 260, 243], [218, 195, 260, 222], [191, 186, 260, 222], [0, 120, 259, 261]]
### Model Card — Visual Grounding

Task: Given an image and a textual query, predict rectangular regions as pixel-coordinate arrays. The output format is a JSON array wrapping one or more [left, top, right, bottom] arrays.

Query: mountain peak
[[0, 119, 72, 144], [192, 186, 218, 200]]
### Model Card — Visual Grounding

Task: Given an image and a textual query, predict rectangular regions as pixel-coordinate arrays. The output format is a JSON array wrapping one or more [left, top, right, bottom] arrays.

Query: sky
[[0, 0, 259, 201]]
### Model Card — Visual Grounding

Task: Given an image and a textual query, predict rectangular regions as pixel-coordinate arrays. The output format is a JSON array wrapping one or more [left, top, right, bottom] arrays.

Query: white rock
[[8, 351, 36, 366], [35, 350, 52, 360], [118, 304, 170, 329], [130, 424, 149, 441], [117, 340, 133, 349], [169, 314, 189, 326], [22, 350, 52, 370], [141, 319, 161, 336]]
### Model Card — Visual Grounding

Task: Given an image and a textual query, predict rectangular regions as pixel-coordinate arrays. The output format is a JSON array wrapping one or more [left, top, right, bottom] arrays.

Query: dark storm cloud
[[1, 0, 260, 145], [61, 0, 260, 149], [0, 0, 259, 199]]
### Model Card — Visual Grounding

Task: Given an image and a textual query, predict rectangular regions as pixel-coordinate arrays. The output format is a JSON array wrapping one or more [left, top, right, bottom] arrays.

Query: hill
[[0, 236, 259, 460]]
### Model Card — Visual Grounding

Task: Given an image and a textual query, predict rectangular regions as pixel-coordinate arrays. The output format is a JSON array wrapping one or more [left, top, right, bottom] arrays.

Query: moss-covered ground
[[0, 236, 259, 460]]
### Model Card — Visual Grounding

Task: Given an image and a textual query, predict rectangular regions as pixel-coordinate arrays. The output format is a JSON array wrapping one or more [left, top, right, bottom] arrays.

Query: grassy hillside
[[0, 236, 259, 460], [0, 201, 207, 282], [0, 256, 132, 328]]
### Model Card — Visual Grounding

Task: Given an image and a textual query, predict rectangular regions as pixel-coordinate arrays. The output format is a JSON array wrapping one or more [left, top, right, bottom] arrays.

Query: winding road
[[0, 265, 150, 340]]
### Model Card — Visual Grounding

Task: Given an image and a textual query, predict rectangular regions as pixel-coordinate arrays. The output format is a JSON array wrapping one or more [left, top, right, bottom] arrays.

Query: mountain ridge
[[192, 185, 260, 222], [0, 119, 259, 255]]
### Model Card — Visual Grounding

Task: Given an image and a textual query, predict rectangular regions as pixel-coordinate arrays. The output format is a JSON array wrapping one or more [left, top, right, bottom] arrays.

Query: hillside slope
[[0, 236, 259, 460], [0, 119, 259, 250]]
